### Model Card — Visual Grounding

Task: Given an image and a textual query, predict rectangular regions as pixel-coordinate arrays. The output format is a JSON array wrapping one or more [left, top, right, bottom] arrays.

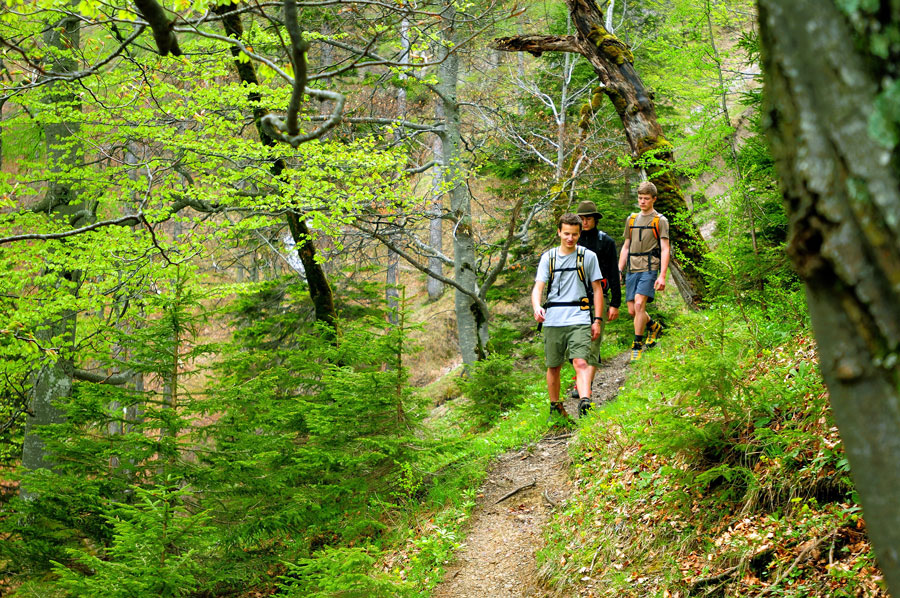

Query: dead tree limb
[[495, 478, 537, 504]]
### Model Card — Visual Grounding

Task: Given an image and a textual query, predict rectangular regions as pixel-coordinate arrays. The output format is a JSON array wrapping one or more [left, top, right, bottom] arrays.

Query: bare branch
[[491, 34, 583, 56], [351, 222, 489, 315], [0, 214, 142, 245], [405, 160, 437, 175], [0, 25, 145, 101], [261, 88, 346, 147], [74, 368, 136, 385], [307, 114, 441, 132], [480, 197, 524, 296]]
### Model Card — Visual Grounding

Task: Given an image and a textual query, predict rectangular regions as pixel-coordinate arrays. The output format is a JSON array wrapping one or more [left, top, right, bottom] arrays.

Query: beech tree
[[0, 0, 411, 477], [758, 0, 900, 592]]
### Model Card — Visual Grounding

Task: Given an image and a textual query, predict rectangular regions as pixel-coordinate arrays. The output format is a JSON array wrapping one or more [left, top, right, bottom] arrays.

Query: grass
[[536, 305, 886, 597]]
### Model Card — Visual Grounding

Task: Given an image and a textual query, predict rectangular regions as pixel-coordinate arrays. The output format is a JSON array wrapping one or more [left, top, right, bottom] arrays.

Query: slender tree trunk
[[427, 132, 445, 301], [440, 2, 487, 363], [759, 0, 900, 592], [386, 18, 411, 324], [215, 3, 337, 331]]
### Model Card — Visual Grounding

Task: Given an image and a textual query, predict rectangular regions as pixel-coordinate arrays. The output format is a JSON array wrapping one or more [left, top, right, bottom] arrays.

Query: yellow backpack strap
[[651, 215, 660, 240], [576, 246, 585, 284], [576, 246, 592, 309], [627, 213, 637, 240]]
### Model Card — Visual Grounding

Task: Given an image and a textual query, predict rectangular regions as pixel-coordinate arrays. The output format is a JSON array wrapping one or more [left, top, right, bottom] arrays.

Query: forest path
[[432, 352, 630, 598]]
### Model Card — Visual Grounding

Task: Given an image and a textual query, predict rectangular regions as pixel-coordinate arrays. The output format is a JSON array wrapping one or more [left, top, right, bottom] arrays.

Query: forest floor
[[431, 352, 630, 598]]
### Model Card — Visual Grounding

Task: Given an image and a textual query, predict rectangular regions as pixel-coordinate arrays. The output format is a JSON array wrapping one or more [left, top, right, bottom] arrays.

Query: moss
[[587, 25, 634, 65], [606, 88, 628, 115], [639, 135, 674, 154], [590, 92, 603, 111]]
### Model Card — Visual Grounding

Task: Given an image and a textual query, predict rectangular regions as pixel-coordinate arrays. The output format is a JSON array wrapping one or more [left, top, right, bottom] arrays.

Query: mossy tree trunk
[[216, 3, 337, 333], [492, 0, 708, 307], [759, 0, 900, 592]]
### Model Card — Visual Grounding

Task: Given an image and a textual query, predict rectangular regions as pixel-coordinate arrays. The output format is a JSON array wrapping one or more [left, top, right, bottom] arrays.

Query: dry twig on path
[[495, 478, 537, 504]]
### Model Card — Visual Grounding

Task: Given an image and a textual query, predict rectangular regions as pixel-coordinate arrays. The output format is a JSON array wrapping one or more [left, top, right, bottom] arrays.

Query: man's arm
[[591, 279, 605, 340], [532, 281, 546, 322], [618, 238, 630, 278], [655, 238, 670, 291]]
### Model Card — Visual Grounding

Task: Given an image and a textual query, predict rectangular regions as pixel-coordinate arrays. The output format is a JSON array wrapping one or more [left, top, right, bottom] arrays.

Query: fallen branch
[[689, 564, 741, 589], [761, 531, 836, 595], [544, 432, 574, 441], [495, 478, 536, 505], [689, 545, 775, 590]]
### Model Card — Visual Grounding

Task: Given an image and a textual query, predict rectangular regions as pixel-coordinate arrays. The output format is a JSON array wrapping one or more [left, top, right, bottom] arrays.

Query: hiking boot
[[549, 401, 572, 422], [568, 386, 580, 399], [630, 342, 643, 361], [646, 320, 663, 349], [578, 398, 595, 417]]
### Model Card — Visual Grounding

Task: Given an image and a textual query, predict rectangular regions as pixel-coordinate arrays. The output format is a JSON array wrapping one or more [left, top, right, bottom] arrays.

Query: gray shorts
[[626, 271, 657, 303], [543, 325, 591, 368]]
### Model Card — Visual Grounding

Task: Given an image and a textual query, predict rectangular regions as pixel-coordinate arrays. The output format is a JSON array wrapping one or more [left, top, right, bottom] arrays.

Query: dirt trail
[[432, 353, 630, 598]]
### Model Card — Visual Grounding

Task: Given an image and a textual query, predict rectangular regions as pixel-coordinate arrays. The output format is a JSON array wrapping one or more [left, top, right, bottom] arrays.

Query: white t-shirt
[[535, 247, 603, 327]]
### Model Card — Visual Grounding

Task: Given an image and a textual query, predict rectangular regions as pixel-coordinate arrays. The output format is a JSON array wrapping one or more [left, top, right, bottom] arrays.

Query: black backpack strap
[[545, 247, 592, 312]]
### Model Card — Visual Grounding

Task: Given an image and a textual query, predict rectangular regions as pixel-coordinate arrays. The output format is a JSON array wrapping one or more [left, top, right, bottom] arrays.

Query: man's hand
[[534, 306, 546, 322], [654, 276, 666, 291], [591, 320, 601, 340], [607, 306, 619, 322]]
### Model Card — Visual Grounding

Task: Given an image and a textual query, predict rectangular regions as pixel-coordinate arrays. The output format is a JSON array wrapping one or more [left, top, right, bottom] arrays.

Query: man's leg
[[546, 365, 562, 403], [572, 358, 591, 398], [633, 293, 650, 338]]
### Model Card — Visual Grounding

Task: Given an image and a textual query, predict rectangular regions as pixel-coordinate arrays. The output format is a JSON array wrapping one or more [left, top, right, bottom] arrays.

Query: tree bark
[[215, 3, 337, 331], [441, 1, 487, 363], [21, 11, 83, 490], [492, 0, 708, 307], [427, 133, 445, 301], [759, 0, 900, 592]]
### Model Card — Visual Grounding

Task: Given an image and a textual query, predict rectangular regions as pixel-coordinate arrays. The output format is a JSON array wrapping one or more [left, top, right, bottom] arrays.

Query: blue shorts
[[626, 271, 657, 303]]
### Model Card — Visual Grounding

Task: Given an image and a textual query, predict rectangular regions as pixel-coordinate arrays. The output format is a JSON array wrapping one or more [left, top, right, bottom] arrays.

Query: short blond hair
[[637, 181, 658, 197]]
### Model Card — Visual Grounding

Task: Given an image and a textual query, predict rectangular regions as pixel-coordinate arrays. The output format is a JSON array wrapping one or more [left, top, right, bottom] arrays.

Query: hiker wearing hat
[[574, 200, 621, 398]]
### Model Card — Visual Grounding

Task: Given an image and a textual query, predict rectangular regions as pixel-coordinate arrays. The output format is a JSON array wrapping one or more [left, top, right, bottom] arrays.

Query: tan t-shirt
[[623, 210, 669, 273]]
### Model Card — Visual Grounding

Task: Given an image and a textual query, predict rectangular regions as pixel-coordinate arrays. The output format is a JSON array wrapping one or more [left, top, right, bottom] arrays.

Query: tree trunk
[[215, 3, 337, 331], [440, 2, 487, 363], [759, 0, 900, 592], [21, 12, 82, 489], [492, 0, 708, 307], [427, 133, 445, 301]]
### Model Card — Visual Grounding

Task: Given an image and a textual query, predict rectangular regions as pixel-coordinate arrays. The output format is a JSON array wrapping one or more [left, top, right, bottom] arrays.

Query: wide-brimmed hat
[[575, 200, 602, 219]]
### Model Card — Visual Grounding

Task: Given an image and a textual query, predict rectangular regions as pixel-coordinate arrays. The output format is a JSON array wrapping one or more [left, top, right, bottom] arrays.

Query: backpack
[[626, 212, 661, 271], [545, 246, 593, 311]]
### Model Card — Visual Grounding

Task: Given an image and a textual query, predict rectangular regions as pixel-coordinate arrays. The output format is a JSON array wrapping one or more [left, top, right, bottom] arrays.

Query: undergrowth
[[539, 304, 887, 598]]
